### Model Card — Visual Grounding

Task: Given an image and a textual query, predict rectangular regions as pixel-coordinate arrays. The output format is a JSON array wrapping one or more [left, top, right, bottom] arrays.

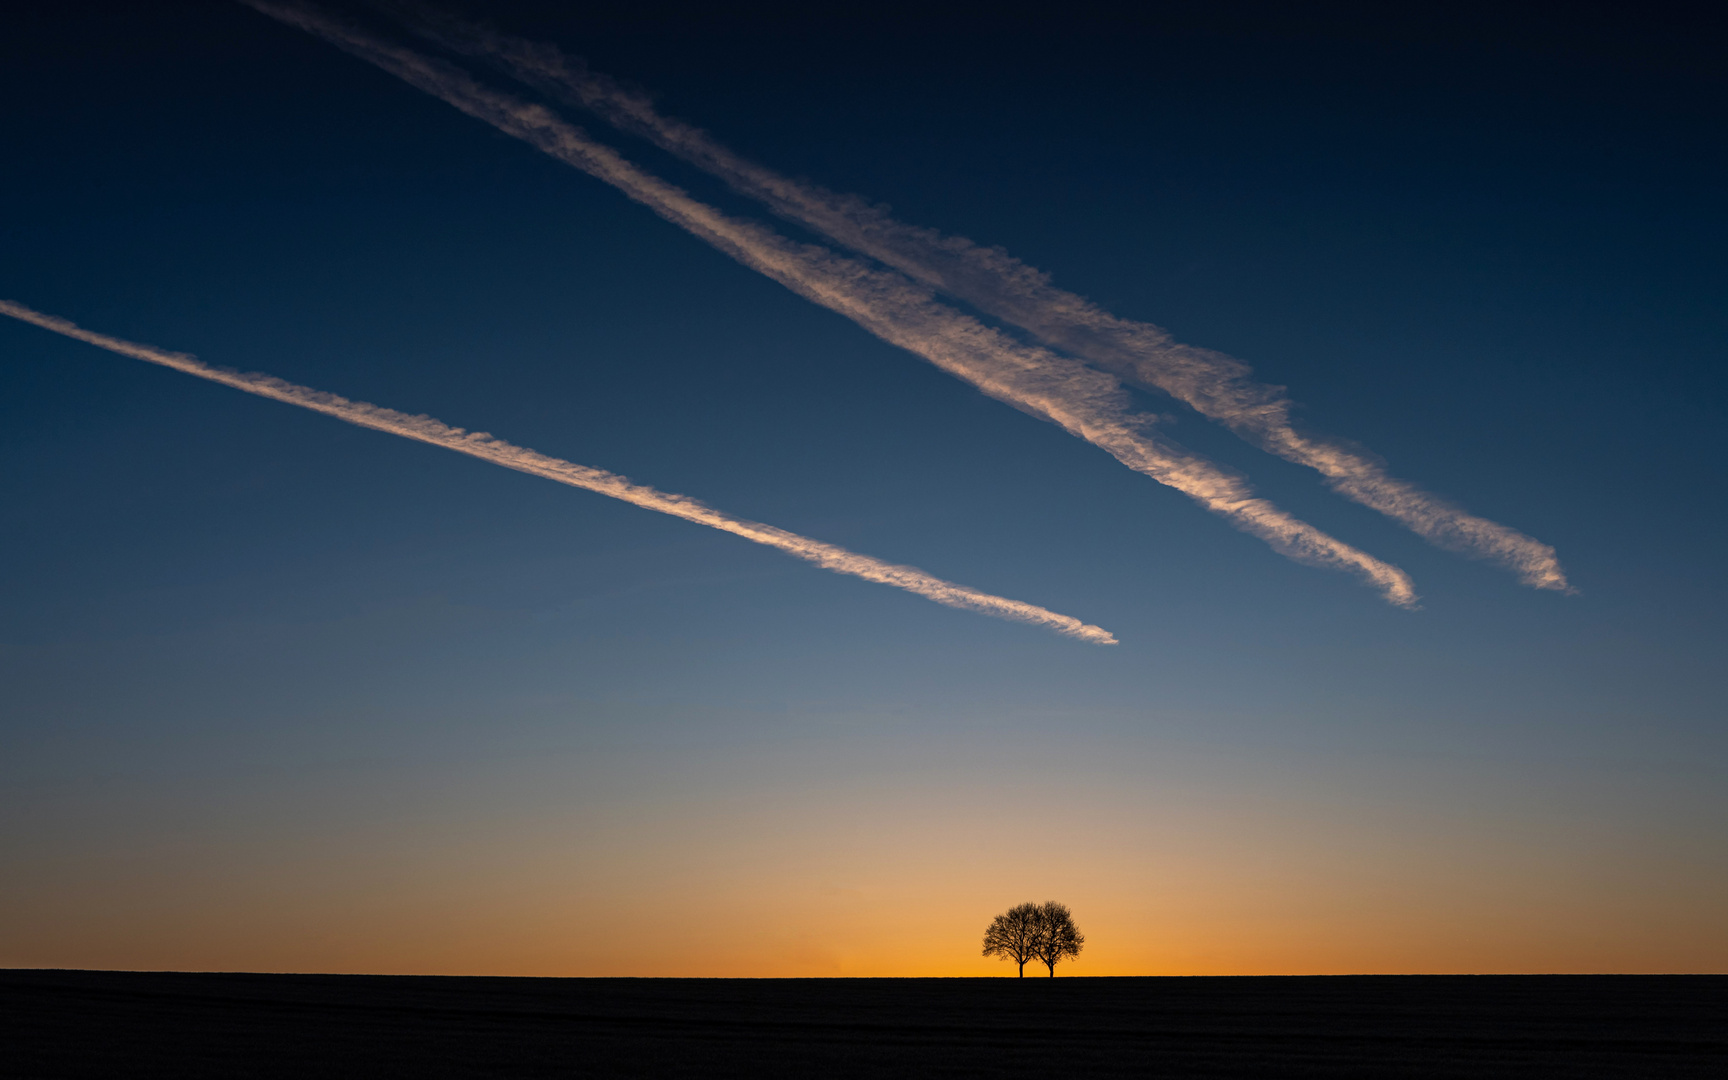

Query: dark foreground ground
[[3, 970, 1724, 1078]]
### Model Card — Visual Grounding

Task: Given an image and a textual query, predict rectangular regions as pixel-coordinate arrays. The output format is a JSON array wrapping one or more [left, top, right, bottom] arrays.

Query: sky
[[1, 0, 1724, 976]]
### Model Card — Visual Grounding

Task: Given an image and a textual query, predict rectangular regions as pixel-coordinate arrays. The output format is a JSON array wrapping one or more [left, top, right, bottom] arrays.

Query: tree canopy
[[982, 901, 1085, 977], [1030, 901, 1084, 977], [981, 902, 1041, 977]]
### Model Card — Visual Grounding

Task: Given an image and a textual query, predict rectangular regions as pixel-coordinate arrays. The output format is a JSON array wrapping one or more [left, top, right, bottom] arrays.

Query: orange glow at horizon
[[4, 738, 1721, 977]]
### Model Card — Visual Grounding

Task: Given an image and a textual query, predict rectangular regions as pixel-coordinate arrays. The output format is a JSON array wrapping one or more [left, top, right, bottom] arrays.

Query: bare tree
[[1030, 901, 1085, 977], [981, 902, 1041, 977]]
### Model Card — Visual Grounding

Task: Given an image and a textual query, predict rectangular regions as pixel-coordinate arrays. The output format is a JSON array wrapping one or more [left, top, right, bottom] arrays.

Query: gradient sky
[[3, 0, 1725, 976]]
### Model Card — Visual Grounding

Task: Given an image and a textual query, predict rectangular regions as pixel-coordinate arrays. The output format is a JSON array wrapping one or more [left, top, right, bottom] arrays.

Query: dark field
[[3, 969, 1724, 1078]]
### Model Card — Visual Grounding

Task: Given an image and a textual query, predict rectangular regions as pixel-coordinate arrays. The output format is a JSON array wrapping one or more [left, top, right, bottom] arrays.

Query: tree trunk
[[1017, 960, 1024, 977]]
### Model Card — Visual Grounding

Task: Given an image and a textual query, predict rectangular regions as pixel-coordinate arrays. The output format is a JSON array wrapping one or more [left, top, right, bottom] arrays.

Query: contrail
[[409, 10, 1568, 594], [238, 1, 1419, 608], [0, 300, 1117, 644]]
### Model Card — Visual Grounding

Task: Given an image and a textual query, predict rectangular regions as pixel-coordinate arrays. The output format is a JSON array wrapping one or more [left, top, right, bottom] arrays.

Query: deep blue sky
[[2, 1, 1724, 974]]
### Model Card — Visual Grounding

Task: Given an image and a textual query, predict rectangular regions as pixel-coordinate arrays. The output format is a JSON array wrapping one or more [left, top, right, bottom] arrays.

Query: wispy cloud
[[412, 11, 1567, 593], [239, 1, 1418, 608], [0, 300, 1117, 644]]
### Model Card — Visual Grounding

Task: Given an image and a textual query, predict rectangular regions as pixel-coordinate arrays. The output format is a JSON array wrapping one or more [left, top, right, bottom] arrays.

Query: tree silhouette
[[981, 902, 1041, 977], [1031, 901, 1084, 977]]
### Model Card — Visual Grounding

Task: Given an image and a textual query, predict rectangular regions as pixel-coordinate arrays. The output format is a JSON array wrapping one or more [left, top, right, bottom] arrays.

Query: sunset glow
[[3, 1, 1724, 982]]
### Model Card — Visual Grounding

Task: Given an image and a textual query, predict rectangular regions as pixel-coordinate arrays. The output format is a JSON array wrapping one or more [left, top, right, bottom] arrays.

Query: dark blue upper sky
[[2, 1, 1724, 973]]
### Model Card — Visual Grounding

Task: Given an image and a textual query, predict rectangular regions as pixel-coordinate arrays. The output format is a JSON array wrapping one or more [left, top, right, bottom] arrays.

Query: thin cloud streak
[[240, 1, 1418, 608], [0, 300, 1116, 644], [419, 14, 1567, 593]]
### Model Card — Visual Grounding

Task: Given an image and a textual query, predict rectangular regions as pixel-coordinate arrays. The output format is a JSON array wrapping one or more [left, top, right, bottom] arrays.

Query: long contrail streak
[[0, 300, 1117, 644], [411, 11, 1567, 593], [239, 1, 1419, 608]]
